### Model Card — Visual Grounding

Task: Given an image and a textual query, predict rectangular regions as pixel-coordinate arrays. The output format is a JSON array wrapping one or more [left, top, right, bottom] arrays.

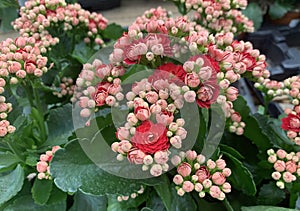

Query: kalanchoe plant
[[169, 0, 254, 36], [0, 4, 300, 211]]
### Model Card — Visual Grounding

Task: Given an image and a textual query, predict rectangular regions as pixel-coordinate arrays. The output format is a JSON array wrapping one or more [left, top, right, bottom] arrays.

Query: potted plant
[[243, 0, 300, 30]]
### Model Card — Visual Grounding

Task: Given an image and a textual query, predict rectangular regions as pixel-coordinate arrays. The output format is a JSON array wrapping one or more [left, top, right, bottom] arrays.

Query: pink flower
[[207, 159, 216, 169], [145, 91, 159, 104], [93, 83, 109, 106], [216, 159, 226, 170], [212, 172, 226, 185], [171, 155, 182, 166], [276, 149, 287, 159], [285, 161, 297, 173], [182, 181, 194, 192], [176, 127, 187, 139], [231, 112, 241, 122], [15, 37, 26, 48], [24, 60, 36, 74], [173, 174, 184, 185], [170, 136, 182, 149], [177, 162, 192, 177], [116, 127, 130, 140], [8, 61, 21, 73], [282, 171, 296, 183], [95, 64, 111, 79], [195, 166, 210, 182], [36, 161, 48, 173], [222, 168, 232, 177], [124, 41, 148, 63], [186, 150, 197, 161], [226, 86, 238, 101], [222, 182, 231, 193], [134, 106, 150, 121], [127, 113, 139, 126], [154, 151, 168, 164], [197, 84, 219, 108], [271, 171, 281, 180], [209, 185, 221, 199], [150, 164, 163, 176], [273, 160, 286, 172], [108, 84, 121, 95], [185, 72, 200, 88], [0, 127, 7, 137], [156, 110, 174, 126], [184, 91, 196, 103], [127, 149, 145, 164]]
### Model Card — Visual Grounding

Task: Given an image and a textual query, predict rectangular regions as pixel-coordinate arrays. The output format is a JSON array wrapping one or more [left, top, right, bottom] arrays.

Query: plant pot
[[270, 11, 300, 25], [78, 0, 121, 11]]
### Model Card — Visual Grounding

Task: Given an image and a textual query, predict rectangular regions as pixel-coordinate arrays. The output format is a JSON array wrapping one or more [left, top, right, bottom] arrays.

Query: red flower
[[148, 63, 186, 85], [282, 113, 300, 132], [195, 166, 211, 182], [131, 120, 169, 154], [196, 82, 219, 108], [92, 82, 110, 106]]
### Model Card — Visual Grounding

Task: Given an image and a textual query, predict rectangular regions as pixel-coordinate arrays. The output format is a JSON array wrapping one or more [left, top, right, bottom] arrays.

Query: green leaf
[[241, 206, 296, 211], [4, 195, 66, 211], [257, 182, 286, 205], [44, 104, 74, 147], [220, 144, 244, 160], [51, 140, 145, 196], [223, 151, 257, 196], [269, 2, 290, 19], [0, 165, 24, 205], [102, 23, 125, 40], [170, 184, 197, 211], [242, 2, 263, 30], [0, 151, 19, 172], [69, 191, 107, 211], [154, 175, 172, 211], [233, 96, 272, 151], [71, 41, 96, 64], [146, 192, 166, 211], [0, 0, 19, 8], [31, 179, 53, 205], [254, 114, 300, 152], [0, 7, 18, 32]]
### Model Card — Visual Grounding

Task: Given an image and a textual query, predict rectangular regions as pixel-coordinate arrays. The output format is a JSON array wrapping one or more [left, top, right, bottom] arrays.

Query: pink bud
[[173, 174, 184, 185], [186, 150, 197, 161], [276, 149, 287, 159], [222, 168, 232, 177], [182, 181, 194, 192], [216, 159, 226, 170], [273, 160, 286, 172], [177, 162, 192, 177], [36, 161, 48, 173], [212, 172, 226, 185]]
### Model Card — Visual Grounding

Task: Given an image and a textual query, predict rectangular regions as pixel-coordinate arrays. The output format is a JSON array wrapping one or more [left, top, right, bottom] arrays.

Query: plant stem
[[7, 141, 24, 163], [223, 198, 234, 211], [30, 80, 47, 142]]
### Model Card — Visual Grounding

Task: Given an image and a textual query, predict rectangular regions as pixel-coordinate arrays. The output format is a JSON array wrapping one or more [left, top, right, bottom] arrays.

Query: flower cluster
[[117, 185, 145, 202], [73, 59, 125, 121], [267, 149, 300, 189], [36, 146, 60, 180], [170, 0, 254, 35], [111, 75, 190, 177], [53, 77, 75, 98], [172, 150, 231, 200], [0, 36, 49, 135], [13, 0, 108, 51], [281, 105, 300, 145], [0, 37, 48, 80]]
